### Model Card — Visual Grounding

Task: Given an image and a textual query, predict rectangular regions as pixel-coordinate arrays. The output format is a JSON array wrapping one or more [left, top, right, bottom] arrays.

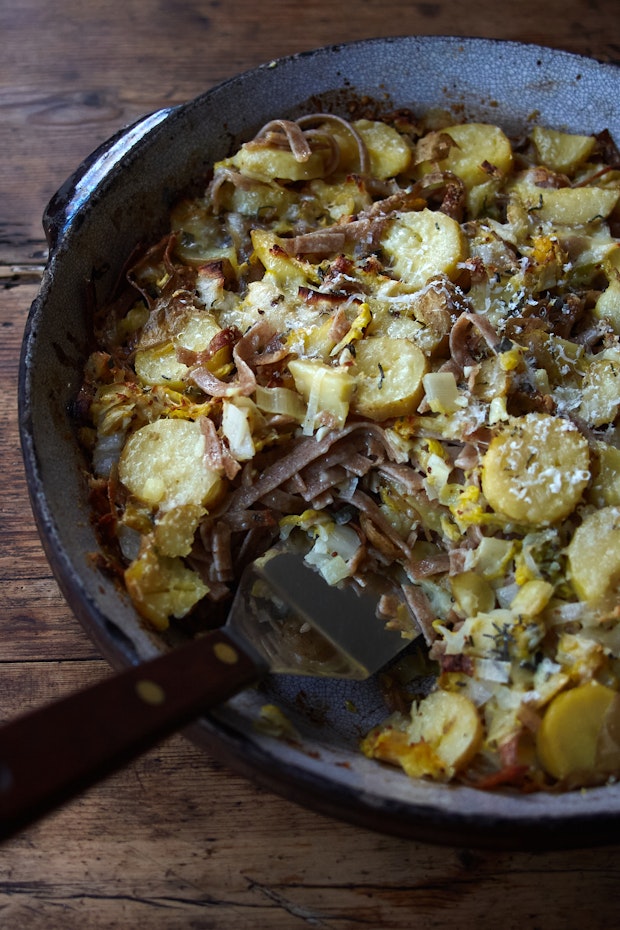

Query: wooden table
[[1, 2, 619, 926]]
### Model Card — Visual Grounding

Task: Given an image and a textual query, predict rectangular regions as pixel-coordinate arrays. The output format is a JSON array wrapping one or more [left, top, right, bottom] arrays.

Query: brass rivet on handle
[[135, 679, 166, 706], [213, 641, 239, 665]]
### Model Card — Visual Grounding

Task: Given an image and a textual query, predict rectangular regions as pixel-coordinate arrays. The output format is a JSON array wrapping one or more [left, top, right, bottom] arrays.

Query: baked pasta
[[78, 107, 620, 791]]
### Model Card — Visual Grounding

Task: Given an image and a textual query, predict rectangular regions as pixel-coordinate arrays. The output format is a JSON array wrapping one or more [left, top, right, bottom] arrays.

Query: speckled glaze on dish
[[19, 36, 620, 849]]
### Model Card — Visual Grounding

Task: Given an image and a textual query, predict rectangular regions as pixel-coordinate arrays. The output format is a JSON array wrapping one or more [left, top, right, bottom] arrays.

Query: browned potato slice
[[514, 183, 619, 225], [229, 143, 329, 182], [408, 690, 483, 776], [361, 690, 482, 780]]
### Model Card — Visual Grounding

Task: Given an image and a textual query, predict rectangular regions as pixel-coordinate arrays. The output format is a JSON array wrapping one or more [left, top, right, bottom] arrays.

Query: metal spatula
[[0, 546, 414, 839]]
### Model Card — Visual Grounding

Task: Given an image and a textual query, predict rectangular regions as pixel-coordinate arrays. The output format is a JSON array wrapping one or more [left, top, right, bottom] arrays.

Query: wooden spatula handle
[[0, 630, 261, 840]]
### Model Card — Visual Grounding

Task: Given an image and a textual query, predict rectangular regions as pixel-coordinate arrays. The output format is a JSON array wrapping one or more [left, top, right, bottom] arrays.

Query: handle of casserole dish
[[43, 107, 175, 254]]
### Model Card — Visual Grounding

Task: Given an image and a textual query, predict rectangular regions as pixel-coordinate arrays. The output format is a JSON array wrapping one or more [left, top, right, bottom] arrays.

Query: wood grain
[[2, 1, 620, 927]]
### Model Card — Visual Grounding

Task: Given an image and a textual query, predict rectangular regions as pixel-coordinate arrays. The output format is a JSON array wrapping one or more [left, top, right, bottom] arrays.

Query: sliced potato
[[288, 357, 356, 432], [308, 177, 372, 221], [153, 503, 205, 558], [135, 312, 222, 388], [381, 209, 465, 290], [481, 413, 590, 525], [418, 122, 513, 189], [350, 335, 427, 420], [361, 689, 482, 780], [319, 118, 412, 178], [228, 141, 329, 182], [353, 119, 412, 179], [408, 690, 483, 775], [530, 126, 596, 175], [578, 350, 620, 427], [567, 505, 620, 602], [536, 682, 620, 781], [360, 725, 448, 780], [517, 184, 619, 225], [590, 442, 620, 507], [124, 541, 209, 630], [119, 418, 225, 510]]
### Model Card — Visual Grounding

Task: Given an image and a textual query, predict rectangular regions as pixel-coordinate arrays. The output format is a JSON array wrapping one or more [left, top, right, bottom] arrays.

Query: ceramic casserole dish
[[19, 35, 620, 849]]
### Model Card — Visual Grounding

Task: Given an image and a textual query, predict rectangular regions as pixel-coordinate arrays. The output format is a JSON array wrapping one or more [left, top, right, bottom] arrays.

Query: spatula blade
[[228, 547, 415, 680]]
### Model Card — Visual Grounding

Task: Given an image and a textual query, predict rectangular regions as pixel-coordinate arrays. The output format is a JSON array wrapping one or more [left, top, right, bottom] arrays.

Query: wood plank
[[0, 748, 619, 928], [0, 282, 100, 659]]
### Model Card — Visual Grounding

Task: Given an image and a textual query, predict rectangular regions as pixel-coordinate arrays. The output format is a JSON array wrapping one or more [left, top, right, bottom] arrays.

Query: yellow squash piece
[[250, 228, 314, 288], [537, 682, 620, 781]]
